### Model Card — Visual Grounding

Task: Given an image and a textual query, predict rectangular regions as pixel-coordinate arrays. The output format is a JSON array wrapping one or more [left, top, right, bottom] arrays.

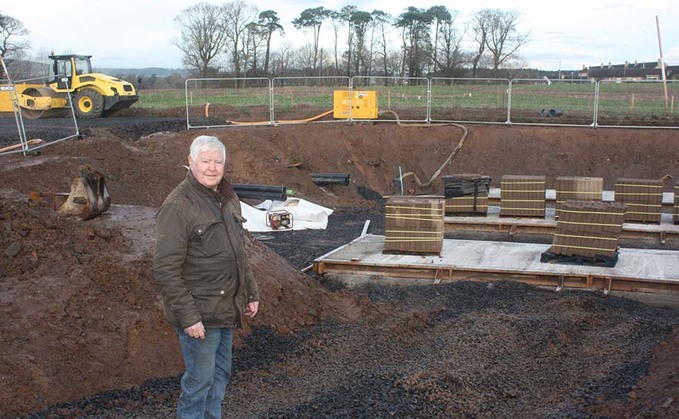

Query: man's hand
[[245, 301, 259, 318], [184, 321, 205, 340]]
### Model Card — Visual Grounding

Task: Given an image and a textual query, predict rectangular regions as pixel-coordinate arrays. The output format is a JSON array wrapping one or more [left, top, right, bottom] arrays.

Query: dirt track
[[2, 110, 679, 418]]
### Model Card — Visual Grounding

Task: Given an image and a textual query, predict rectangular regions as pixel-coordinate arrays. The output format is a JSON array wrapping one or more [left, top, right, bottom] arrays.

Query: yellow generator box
[[333, 90, 378, 119]]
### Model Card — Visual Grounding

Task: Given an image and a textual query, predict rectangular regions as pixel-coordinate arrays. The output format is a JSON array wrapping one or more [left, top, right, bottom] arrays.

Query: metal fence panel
[[509, 79, 596, 127], [596, 80, 679, 128], [184, 77, 271, 129], [352, 76, 429, 123], [0, 75, 79, 156], [271, 76, 349, 124], [431, 78, 510, 124], [181, 76, 679, 131]]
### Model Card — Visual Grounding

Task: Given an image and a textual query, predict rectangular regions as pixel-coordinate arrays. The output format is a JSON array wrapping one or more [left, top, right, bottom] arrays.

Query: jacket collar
[[185, 170, 235, 202]]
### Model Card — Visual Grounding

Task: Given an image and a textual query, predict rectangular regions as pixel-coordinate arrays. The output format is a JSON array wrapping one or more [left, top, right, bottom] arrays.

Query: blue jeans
[[176, 327, 233, 419]]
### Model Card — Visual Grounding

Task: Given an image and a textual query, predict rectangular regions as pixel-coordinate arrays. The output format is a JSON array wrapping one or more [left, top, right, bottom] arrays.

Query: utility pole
[[656, 15, 669, 112]]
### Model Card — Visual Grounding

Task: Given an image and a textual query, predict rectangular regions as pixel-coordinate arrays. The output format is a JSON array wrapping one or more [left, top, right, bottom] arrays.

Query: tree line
[[174, 1, 530, 80], [1, 3, 530, 83]]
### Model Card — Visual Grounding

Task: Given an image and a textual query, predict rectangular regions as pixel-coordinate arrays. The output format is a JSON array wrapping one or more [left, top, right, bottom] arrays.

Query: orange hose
[[229, 110, 333, 126]]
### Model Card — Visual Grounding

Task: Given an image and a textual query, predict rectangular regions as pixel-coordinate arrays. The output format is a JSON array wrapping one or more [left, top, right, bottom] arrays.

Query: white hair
[[189, 135, 226, 161]]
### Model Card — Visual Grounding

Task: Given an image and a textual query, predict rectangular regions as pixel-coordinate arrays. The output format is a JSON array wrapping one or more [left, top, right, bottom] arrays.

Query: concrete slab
[[314, 234, 679, 294]]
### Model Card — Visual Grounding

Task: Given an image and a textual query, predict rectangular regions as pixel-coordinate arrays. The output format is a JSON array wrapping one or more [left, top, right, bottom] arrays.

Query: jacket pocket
[[192, 221, 226, 257], [188, 285, 230, 323], [231, 213, 247, 236]]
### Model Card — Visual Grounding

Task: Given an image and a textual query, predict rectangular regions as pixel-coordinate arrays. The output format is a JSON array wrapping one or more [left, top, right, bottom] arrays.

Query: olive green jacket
[[153, 171, 259, 329]]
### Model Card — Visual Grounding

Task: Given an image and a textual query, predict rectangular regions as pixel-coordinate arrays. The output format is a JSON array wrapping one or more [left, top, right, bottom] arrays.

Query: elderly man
[[153, 135, 260, 419]]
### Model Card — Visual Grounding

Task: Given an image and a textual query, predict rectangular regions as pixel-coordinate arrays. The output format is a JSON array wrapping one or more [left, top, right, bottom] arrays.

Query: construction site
[[1, 89, 679, 418]]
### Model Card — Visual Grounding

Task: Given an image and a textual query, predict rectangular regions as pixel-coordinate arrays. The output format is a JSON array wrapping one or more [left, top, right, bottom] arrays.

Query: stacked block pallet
[[555, 176, 603, 218], [499, 175, 546, 218], [442, 174, 490, 215], [614, 178, 663, 224], [383, 196, 445, 255], [541, 200, 626, 267]]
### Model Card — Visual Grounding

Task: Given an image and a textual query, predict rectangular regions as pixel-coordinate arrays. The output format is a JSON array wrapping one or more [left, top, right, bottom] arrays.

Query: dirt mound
[[0, 194, 373, 417], [1, 117, 679, 417]]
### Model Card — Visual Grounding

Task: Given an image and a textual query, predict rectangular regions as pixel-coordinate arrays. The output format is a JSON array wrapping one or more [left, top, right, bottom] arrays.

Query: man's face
[[189, 150, 225, 190]]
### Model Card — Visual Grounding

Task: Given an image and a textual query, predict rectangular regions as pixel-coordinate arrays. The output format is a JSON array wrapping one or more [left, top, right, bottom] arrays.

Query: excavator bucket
[[57, 164, 111, 220]]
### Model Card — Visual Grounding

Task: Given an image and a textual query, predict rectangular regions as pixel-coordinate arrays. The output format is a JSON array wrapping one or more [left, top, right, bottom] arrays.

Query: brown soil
[[1, 109, 679, 418]]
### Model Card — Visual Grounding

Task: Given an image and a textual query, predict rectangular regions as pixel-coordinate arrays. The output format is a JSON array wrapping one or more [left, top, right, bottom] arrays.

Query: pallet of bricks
[[442, 174, 490, 215], [383, 196, 444, 255], [499, 175, 546, 218], [555, 176, 603, 218], [541, 200, 626, 267], [614, 178, 663, 224]]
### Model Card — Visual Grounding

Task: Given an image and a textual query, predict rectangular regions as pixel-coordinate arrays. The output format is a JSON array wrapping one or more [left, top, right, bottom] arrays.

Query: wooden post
[[631, 93, 635, 111], [672, 95, 675, 114]]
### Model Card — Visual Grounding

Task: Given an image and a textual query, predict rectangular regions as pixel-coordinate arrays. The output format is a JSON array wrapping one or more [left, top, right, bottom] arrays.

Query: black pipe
[[311, 173, 351, 186], [233, 183, 287, 201]]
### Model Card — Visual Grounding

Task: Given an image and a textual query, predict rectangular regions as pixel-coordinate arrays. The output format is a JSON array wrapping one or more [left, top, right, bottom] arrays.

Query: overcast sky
[[3, 0, 677, 71]]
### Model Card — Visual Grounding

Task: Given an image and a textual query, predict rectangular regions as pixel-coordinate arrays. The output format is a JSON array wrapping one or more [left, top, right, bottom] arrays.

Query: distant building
[[584, 60, 678, 81]]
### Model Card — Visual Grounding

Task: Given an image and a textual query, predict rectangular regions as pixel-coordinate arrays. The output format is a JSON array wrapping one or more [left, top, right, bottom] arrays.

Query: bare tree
[[294, 43, 316, 73], [173, 3, 228, 77], [435, 14, 468, 77], [484, 9, 530, 74], [0, 13, 30, 63], [257, 10, 284, 75], [470, 9, 491, 77], [292, 7, 327, 74], [472, 9, 530, 76], [223, 0, 259, 77], [270, 41, 294, 76]]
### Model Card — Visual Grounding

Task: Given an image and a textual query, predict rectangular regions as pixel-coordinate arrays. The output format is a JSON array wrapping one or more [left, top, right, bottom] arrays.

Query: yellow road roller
[[0, 54, 138, 119]]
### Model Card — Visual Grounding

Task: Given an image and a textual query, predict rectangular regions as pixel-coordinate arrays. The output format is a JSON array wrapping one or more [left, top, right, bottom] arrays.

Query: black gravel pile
[[0, 116, 195, 146], [24, 274, 679, 418], [225, 281, 679, 419]]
